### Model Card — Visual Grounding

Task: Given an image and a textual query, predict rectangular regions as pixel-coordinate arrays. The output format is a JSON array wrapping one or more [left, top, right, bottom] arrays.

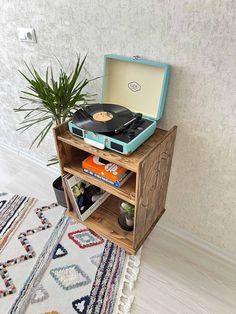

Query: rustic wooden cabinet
[[53, 122, 177, 254]]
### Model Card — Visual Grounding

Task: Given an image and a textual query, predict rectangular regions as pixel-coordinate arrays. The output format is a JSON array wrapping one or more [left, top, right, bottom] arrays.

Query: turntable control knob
[[128, 130, 136, 140]]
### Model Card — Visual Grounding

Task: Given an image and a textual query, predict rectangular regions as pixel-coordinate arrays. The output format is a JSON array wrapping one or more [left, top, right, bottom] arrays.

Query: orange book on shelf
[[82, 155, 127, 182]]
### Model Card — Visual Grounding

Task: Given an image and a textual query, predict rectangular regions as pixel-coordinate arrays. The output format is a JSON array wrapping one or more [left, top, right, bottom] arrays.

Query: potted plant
[[118, 201, 135, 231], [14, 55, 96, 207]]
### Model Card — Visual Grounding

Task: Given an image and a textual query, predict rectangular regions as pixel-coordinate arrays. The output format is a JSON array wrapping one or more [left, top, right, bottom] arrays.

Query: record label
[[92, 111, 113, 122]]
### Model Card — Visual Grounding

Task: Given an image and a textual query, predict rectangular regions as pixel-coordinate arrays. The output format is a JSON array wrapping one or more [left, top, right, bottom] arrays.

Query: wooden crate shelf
[[53, 122, 177, 254]]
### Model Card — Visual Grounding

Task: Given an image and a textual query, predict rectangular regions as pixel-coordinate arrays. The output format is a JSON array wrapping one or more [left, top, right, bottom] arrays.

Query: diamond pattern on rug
[[0, 266, 16, 298], [30, 284, 49, 304], [68, 229, 104, 249], [49, 264, 91, 291], [52, 244, 68, 259], [90, 253, 102, 267], [72, 295, 90, 314], [0, 203, 57, 299]]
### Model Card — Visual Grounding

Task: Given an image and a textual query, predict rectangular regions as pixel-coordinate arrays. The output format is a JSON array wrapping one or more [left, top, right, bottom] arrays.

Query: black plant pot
[[52, 176, 67, 208], [118, 212, 134, 231]]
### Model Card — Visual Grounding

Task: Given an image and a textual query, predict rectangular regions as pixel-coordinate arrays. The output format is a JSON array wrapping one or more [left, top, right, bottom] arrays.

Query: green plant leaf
[[29, 120, 53, 148], [14, 55, 99, 149], [47, 155, 59, 166]]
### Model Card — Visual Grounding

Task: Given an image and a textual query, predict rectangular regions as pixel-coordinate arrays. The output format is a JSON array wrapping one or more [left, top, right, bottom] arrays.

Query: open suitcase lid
[[101, 54, 170, 121]]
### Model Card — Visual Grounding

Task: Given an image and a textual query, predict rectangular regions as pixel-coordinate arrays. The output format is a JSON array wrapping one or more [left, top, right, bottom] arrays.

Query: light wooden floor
[[1, 146, 236, 314]]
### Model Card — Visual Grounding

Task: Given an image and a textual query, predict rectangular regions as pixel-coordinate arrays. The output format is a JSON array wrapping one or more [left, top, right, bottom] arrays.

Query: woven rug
[[0, 193, 140, 314]]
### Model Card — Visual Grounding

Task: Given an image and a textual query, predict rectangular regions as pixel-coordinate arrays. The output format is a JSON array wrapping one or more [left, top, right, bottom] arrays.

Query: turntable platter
[[72, 103, 134, 134]]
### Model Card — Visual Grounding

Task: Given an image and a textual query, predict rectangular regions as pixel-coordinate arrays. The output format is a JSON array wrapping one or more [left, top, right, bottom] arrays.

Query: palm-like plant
[[14, 55, 96, 150], [121, 202, 135, 218]]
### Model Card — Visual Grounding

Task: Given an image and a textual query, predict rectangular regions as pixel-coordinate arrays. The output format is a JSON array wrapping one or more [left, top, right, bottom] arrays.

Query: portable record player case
[[68, 54, 170, 154]]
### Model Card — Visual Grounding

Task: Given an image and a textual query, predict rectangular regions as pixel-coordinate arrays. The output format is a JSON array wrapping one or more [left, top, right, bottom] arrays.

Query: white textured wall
[[0, 0, 236, 253]]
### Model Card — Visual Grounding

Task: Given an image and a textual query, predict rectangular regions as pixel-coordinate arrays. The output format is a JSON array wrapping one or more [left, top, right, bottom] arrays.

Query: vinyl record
[[72, 103, 134, 134]]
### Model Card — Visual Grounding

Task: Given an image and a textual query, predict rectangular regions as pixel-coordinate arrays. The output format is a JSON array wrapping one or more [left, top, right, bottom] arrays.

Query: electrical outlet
[[17, 28, 37, 43]]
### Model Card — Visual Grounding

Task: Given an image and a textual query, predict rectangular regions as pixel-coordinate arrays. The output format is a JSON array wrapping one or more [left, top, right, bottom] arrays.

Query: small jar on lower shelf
[[118, 201, 135, 231]]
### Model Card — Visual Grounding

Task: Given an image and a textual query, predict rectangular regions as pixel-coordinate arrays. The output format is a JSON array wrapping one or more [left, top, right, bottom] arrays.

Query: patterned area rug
[[0, 193, 140, 314], [0, 192, 36, 252]]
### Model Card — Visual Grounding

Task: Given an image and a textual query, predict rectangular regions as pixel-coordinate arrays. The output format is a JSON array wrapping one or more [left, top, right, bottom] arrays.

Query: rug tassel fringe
[[114, 249, 142, 314]]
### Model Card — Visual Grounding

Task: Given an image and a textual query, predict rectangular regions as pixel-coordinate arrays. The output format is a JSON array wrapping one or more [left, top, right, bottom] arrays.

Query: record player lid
[[101, 55, 170, 121]]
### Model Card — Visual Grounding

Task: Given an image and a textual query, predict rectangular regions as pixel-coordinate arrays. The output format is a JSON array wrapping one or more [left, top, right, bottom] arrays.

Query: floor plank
[[133, 228, 236, 313]]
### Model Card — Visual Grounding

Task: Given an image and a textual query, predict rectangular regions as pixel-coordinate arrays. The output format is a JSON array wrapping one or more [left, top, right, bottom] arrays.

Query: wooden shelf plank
[[66, 195, 135, 254], [64, 161, 136, 205], [57, 128, 167, 172]]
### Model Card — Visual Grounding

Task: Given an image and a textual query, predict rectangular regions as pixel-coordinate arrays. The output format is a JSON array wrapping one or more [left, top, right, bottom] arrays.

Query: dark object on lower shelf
[[52, 176, 67, 208], [118, 213, 133, 231]]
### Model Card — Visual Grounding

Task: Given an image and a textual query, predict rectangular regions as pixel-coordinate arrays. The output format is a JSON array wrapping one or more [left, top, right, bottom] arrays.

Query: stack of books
[[82, 155, 132, 187]]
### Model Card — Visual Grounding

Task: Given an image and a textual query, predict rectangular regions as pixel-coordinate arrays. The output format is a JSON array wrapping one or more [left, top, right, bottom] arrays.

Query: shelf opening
[[66, 194, 134, 253], [63, 145, 136, 205]]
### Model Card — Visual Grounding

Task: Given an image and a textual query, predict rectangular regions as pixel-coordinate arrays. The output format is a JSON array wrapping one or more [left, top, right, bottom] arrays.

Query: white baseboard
[[159, 222, 236, 267], [0, 141, 60, 176], [1, 141, 235, 267]]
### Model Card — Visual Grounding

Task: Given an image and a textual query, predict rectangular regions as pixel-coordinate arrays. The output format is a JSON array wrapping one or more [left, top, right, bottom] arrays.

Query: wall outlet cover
[[17, 28, 37, 43]]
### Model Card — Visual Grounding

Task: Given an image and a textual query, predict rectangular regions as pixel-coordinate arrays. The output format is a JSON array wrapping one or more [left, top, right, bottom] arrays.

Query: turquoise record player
[[68, 54, 170, 155]]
